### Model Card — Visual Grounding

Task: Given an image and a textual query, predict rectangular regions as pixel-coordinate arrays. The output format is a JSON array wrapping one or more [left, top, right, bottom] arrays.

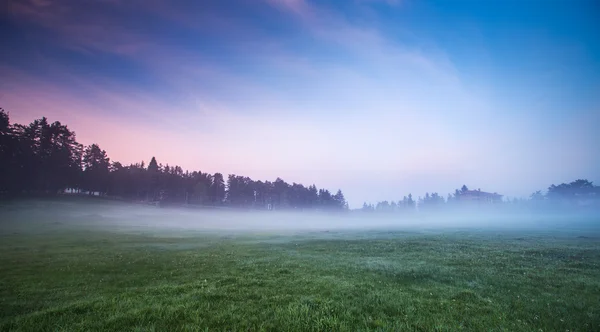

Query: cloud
[[261, 0, 467, 94], [264, 0, 313, 18], [355, 0, 402, 6], [5, 0, 483, 202]]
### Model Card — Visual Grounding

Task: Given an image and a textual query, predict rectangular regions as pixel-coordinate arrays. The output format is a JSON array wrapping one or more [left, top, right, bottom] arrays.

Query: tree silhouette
[[82, 144, 110, 194], [0, 109, 17, 193], [210, 173, 225, 204], [147, 156, 160, 201]]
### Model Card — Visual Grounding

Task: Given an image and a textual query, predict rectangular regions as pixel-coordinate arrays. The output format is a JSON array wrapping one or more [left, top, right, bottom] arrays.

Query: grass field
[[1, 198, 599, 331]]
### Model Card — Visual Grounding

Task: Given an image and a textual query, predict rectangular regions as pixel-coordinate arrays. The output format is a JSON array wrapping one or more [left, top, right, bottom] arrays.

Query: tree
[[407, 194, 415, 208], [45, 122, 81, 192], [273, 178, 290, 209], [0, 109, 16, 193], [362, 202, 370, 211], [210, 173, 225, 204], [82, 144, 110, 194], [318, 188, 334, 209], [0, 108, 8, 132], [147, 157, 160, 201], [376, 200, 391, 212], [453, 189, 461, 199], [530, 190, 544, 201], [333, 189, 348, 210], [193, 177, 209, 204], [148, 157, 159, 173], [547, 179, 598, 206], [7, 117, 82, 193], [289, 183, 308, 209], [307, 185, 319, 208]]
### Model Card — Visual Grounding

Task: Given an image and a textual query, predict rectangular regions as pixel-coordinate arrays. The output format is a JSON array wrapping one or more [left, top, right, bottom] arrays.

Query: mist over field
[[2, 198, 598, 235]]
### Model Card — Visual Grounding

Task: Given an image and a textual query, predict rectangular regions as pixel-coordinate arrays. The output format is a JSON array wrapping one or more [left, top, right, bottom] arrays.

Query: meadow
[[0, 198, 599, 331]]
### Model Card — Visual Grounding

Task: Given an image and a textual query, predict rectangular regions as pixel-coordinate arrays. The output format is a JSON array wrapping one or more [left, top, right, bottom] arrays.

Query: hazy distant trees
[[362, 179, 600, 215], [530, 190, 544, 201], [334, 189, 348, 210], [361, 193, 417, 213], [517, 180, 600, 209], [545, 179, 599, 207], [420, 192, 445, 209]]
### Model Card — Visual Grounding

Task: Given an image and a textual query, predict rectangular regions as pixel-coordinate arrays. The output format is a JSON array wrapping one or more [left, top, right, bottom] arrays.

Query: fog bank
[[1, 199, 598, 237]]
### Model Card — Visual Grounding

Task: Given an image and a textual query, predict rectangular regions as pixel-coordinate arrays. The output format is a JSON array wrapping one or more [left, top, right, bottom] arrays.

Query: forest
[[1, 108, 598, 212], [0, 109, 347, 210]]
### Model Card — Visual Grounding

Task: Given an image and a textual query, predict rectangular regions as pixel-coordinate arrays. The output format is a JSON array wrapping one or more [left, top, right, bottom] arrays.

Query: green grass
[[1, 201, 599, 331]]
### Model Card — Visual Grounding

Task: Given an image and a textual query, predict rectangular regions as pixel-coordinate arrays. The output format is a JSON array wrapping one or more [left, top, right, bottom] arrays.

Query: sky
[[1, 0, 599, 207]]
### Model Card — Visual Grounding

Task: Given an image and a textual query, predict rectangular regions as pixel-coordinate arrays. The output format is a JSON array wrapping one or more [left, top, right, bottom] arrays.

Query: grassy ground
[[1, 200, 599, 331]]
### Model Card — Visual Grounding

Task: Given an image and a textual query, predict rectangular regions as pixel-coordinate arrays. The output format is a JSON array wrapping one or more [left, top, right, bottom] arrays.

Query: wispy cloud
[[3, 0, 487, 202], [355, 0, 402, 6], [9, 0, 155, 56], [264, 0, 314, 19]]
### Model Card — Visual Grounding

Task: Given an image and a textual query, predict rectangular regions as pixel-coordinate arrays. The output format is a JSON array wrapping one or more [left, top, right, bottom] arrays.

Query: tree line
[[0, 109, 348, 210], [362, 182, 600, 213], [2, 109, 598, 212]]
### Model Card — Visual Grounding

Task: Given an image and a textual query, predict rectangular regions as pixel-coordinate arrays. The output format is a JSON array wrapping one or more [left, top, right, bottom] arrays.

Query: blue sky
[[1, 0, 599, 207]]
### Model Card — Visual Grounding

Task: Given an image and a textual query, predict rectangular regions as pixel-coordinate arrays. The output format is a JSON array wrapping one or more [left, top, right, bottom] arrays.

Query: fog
[[2, 199, 598, 238]]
